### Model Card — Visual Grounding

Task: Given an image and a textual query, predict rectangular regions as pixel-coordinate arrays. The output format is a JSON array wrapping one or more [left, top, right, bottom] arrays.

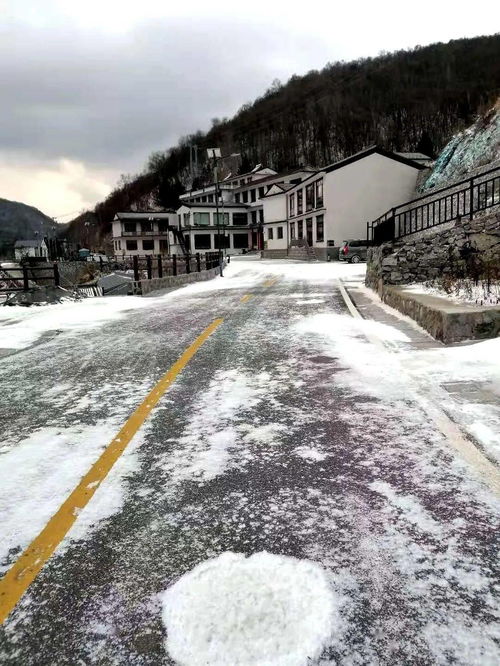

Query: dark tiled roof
[[14, 239, 45, 248], [179, 202, 249, 209]]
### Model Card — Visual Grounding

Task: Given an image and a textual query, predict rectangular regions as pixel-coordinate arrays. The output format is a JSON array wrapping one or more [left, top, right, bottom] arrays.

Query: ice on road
[[0, 257, 499, 666]]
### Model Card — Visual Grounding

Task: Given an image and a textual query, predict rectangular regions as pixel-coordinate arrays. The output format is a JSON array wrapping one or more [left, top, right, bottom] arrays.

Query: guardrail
[[368, 165, 500, 245]]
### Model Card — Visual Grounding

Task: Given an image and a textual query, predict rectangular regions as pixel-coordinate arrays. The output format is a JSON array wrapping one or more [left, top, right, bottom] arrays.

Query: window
[[235, 192, 241, 203], [277, 226, 283, 239], [289, 193, 295, 217], [193, 212, 210, 226], [305, 184, 314, 211], [297, 220, 303, 239], [141, 220, 153, 233], [142, 239, 154, 251], [258, 187, 265, 198], [233, 212, 248, 226], [214, 212, 229, 225], [233, 233, 249, 249], [126, 240, 138, 251], [242, 191, 248, 203], [194, 234, 212, 249], [316, 215, 324, 242], [251, 189, 256, 202], [124, 221, 136, 233], [315, 179, 323, 208], [290, 222, 295, 239], [214, 235, 230, 249], [297, 190, 303, 215], [268, 227, 274, 240]]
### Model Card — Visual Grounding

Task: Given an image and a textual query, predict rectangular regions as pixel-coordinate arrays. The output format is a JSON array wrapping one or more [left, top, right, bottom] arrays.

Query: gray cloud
[[0, 18, 332, 174]]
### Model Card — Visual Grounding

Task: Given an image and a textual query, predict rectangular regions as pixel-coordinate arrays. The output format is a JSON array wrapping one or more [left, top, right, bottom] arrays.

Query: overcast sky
[[1, 1, 498, 218]]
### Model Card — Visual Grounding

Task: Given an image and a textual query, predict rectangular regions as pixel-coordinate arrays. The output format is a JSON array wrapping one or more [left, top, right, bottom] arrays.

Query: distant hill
[[0, 198, 62, 258], [66, 33, 500, 243]]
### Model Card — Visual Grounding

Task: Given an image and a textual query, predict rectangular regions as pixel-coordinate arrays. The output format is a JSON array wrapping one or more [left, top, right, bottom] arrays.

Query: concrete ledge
[[376, 283, 500, 343], [134, 264, 224, 295], [261, 249, 288, 259]]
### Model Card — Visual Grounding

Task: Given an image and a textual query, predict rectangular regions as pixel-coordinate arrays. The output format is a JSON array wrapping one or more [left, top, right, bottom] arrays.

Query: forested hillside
[[0, 198, 61, 258], [68, 34, 500, 241]]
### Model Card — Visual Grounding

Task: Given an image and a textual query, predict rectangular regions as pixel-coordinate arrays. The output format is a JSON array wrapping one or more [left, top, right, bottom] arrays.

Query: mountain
[[0, 198, 62, 259], [67, 33, 500, 242], [420, 98, 500, 190]]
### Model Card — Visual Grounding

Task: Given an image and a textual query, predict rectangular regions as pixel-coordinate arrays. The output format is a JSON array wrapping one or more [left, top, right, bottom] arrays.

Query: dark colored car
[[339, 239, 368, 263]]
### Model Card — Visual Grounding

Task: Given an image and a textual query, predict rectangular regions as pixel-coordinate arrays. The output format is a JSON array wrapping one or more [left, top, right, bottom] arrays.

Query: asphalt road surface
[[0, 258, 498, 665]]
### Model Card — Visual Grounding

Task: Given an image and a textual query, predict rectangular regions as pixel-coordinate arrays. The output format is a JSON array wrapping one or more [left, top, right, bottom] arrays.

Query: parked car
[[339, 239, 368, 263]]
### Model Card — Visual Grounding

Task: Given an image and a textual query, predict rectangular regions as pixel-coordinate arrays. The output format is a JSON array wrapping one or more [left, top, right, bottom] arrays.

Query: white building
[[112, 147, 427, 261], [111, 212, 178, 257], [262, 146, 427, 259], [14, 239, 49, 261]]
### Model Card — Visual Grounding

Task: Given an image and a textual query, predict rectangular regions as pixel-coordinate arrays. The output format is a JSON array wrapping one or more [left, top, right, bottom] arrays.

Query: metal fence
[[122, 252, 222, 281], [368, 165, 500, 246]]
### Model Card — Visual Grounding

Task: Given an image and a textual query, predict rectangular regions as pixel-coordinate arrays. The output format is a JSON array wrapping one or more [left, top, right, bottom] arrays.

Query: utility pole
[[207, 148, 223, 277]]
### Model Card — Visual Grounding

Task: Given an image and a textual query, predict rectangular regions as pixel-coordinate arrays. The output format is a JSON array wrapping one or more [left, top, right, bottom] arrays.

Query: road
[[0, 258, 499, 665]]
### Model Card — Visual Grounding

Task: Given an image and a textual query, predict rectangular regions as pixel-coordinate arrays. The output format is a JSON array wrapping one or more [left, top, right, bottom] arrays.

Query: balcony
[[121, 229, 169, 236]]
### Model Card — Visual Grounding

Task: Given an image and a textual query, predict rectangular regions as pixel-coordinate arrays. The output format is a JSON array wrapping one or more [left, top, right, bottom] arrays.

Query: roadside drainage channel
[[337, 278, 500, 496]]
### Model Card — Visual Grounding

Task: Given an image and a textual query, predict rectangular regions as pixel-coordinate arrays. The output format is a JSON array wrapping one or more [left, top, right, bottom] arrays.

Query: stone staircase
[[287, 239, 318, 261]]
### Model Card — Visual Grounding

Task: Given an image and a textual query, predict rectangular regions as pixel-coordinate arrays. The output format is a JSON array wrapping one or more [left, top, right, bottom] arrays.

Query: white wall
[[263, 192, 287, 223], [324, 153, 420, 245], [264, 222, 287, 250]]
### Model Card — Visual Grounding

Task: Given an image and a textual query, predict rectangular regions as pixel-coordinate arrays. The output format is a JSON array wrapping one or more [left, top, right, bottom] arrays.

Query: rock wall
[[366, 208, 500, 289]]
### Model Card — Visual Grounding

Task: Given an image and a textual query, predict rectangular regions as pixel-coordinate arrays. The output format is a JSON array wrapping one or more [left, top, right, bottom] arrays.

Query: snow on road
[[161, 552, 337, 666], [0, 256, 499, 666]]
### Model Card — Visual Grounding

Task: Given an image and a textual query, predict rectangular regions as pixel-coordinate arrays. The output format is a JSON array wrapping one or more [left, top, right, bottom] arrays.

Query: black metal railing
[[125, 252, 221, 281], [368, 165, 500, 246]]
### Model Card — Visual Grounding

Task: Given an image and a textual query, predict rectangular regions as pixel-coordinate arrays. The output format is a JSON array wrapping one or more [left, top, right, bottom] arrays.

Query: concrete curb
[[133, 264, 225, 296], [375, 282, 500, 343]]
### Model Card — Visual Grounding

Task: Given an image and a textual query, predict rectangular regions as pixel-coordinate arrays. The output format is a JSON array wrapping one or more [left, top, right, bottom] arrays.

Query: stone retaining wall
[[377, 285, 500, 343], [366, 208, 500, 289], [134, 264, 224, 295]]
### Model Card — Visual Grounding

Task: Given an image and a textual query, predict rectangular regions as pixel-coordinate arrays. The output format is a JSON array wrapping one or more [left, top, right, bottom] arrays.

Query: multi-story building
[[112, 147, 428, 260], [111, 211, 178, 257], [262, 146, 427, 259]]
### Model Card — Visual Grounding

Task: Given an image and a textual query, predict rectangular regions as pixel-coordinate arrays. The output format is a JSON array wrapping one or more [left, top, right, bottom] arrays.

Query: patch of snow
[[404, 282, 500, 307], [0, 420, 126, 572], [161, 551, 336, 666], [158, 369, 272, 485], [294, 446, 328, 462], [295, 299, 326, 305]]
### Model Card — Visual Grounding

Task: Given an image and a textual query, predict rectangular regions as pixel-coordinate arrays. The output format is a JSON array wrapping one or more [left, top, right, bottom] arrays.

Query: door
[[306, 219, 313, 246]]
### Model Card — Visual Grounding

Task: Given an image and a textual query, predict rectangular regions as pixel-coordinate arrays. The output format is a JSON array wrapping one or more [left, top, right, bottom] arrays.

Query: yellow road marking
[[240, 294, 253, 303], [0, 318, 224, 624]]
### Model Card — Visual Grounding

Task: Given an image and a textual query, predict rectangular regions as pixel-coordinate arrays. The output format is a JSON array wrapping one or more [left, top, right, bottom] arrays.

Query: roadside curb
[[337, 279, 500, 496]]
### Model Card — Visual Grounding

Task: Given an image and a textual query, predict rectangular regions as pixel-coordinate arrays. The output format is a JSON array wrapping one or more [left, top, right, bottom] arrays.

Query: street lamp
[[207, 148, 223, 277]]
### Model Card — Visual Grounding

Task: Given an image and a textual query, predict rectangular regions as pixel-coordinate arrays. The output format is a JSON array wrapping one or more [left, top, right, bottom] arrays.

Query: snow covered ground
[[0, 256, 499, 666], [405, 281, 500, 307]]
